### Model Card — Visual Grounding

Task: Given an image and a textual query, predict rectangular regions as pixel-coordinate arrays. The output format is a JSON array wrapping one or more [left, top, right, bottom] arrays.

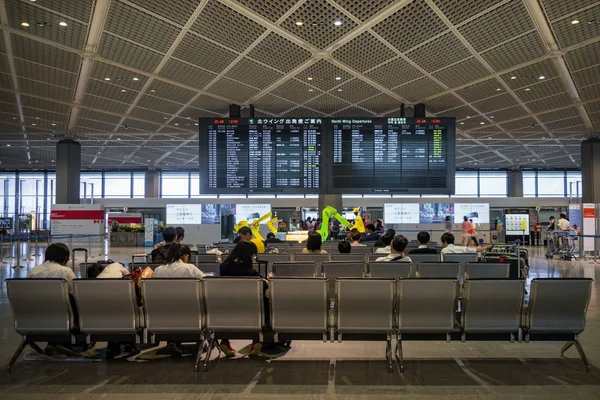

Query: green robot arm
[[317, 206, 350, 241]]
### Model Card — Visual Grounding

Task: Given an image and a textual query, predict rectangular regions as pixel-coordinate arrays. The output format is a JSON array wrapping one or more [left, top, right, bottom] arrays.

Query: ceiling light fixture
[[334, 20, 342, 26], [174, 123, 179, 126], [510, 76, 517, 80], [116, 137, 121, 140], [58, 21, 67, 27], [496, 88, 501, 91], [295, 21, 303, 26], [51, 123, 56, 126], [337, 89, 342, 91], [571, 19, 580, 24], [32, 123, 36, 126], [335, 77, 341, 80], [6, 144, 11, 147], [460, 122, 464, 125], [308, 89, 314, 92], [480, 122, 485, 125], [307, 77, 313, 81], [525, 88, 531, 91], [121, 89, 126, 92], [104, 77, 110, 81], [21, 22, 29, 27], [133, 77, 139, 81], [150, 89, 156, 93], [539, 75, 545, 79]]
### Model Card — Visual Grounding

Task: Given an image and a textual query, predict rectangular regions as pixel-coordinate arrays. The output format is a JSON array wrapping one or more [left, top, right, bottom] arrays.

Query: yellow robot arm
[[267, 217, 278, 234], [233, 220, 248, 233], [317, 206, 351, 241], [248, 212, 272, 242]]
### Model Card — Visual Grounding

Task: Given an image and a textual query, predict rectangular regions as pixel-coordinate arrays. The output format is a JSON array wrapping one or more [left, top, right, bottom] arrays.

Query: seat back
[[443, 252, 478, 263], [462, 279, 524, 333], [203, 277, 263, 332], [257, 253, 292, 274], [368, 262, 411, 278], [142, 279, 203, 334], [416, 262, 461, 278], [408, 253, 440, 263], [330, 253, 366, 262], [525, 278, 593, 334], [368, 253, 387, 262], [292, 253, 330, 272], [7, 279, 74, 335], [73, 279, 139, 334], [323, 261, 365, 280], [337, 278, 395, 334], [192, 254, 218, 264], [350, 246, 373, 254], [398, 279, 458, 333], [465, 262, 510, 279], [270, 278, 328, 333], [272, 261, 317, 277], [198, 262, 220, 276], [129, 262, 163, 271]]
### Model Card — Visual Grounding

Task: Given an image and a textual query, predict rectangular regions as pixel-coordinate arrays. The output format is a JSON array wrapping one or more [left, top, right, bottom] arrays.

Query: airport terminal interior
[[2, 0, 600, 398]]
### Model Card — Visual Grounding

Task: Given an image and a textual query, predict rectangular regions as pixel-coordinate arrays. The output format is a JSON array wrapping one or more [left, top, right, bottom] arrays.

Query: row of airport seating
[[6, 277, 592, 373]]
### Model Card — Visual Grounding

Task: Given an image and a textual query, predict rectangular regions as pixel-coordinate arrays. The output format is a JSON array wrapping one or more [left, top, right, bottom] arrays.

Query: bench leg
[[8, 339, 28, 373], [386, 338, 392, 373], [28, 341, 44, 354], [574, 339, 591, 372], [194, 339, 205, 372], [202, 336, 215, 372], [561, 341, 574, 357], [395, 338, 404, 373]]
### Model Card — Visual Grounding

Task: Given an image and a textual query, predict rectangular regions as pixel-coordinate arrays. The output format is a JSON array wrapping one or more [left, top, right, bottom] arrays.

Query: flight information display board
[[328, 117, 456, 194], [199, 118, 325, 194]]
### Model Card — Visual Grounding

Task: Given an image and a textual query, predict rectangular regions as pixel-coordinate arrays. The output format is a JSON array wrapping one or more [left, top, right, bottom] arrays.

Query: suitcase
[[72, 248, 88, 278]]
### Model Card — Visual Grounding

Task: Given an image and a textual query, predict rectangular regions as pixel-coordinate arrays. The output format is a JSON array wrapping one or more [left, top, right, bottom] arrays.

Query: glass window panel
[[537, 171, 565, 197], [104, 172, 131, 198], [0, 173, 16, 217], [133, 172, 145, 198], [81, 173, 103, 198], [479, 171, 507, 197], [161, 172, 189, 198], [566, 171, 582, 197], [523, 171, 536, 197], [190, 172, 201, 198], [455, 171, 478, 196]]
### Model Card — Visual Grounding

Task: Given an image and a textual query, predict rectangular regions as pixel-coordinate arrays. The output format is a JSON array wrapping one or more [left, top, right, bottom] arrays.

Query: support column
[[508, 169, 523, 197], [55, 139, 81, 204], [145, 170, 159, 198], [318, 194, 342, 213], [582, 137, 600, 204]]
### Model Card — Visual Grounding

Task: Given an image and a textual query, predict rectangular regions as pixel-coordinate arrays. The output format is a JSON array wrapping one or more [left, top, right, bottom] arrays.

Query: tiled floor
[[1, 242, 600, 399]]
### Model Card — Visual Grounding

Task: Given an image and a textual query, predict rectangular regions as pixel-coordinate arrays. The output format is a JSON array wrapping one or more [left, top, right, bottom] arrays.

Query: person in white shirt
[[558, 213, 570, 231], [375, 234, 393, 254], [375, 235, 412, 263], [97, 262, 129, 278], [154, 243, 205, 278], [27, 243, 76, 294], [440, 232, 491, 260], [349, 231, 366, 246]]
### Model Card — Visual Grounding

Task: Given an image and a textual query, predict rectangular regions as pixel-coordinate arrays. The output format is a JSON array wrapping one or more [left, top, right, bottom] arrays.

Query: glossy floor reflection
[[2, 242, 600, 399]]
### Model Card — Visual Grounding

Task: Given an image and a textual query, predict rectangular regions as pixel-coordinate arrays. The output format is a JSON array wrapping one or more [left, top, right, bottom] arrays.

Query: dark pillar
[[145, 170, 159, 198], [508, 169, 523, 197], [318, 194, 342, 213], [56, 139, 81, 204], [582, 137, 600, 204]]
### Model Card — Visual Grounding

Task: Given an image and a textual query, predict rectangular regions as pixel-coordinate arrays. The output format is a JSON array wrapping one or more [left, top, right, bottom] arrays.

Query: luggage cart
[[546, 231, 576, 261]]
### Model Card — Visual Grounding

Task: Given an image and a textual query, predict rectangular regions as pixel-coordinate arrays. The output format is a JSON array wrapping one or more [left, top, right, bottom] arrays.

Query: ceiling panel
[[564, 40, 600, 71], [247, 33, 313, 73], [269, 79, 323, 104], [225, 58, 284, 89], [234, 0, 298, 23], [158, 59, 217, 89], [190, 95, 230, 115], [393, 77, 446, 102], [172, 34, 238, 74], [205, 78, 260, 103], [364, 57, 424, 89], [431, 0, 501, 25], [305, 94, 350, 115], [251, 94, 295, 115], [432, 57, 491, 89], [331, 32, 397, 73], [295, 59, 353, 91], [98, 33, 163, 73], [357, 93, 399, 115], [406, 32, 472, 73], [11, 35, 81, 73], [550, 4, 600, 48], [480, 31, 548, 72], [328, 79, 381, 104]]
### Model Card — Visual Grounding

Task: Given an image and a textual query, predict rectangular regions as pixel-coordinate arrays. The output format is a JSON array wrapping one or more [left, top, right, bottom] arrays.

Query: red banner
[[50, 210, 105, 220], [108, 217, 142, 224], [584, 207, 595, 219]]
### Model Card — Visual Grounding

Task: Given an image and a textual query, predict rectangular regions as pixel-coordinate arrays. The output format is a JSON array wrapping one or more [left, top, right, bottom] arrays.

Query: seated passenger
[[375, 235, 412, 263], [349, 231, 365, 246], [155, 243, 205, 278], [151, 226, 177, 263], [361, 223, 379, 242], [440, 232, 491, 259], [27, 243, 76, 294], [264, 232, 283, 244], [338, 241, 351, 254], [96, 261, 129, 278], [374, 228, 395, 247], [233, 226, 253, 244], [176, 226, 185, 242], [374, 234, 393, 254], [301, 232, 327, 254], [408, 231, 439, 254]]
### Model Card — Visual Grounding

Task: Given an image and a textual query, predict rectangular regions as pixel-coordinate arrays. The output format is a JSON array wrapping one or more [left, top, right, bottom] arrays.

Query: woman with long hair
[[154, 243, 204, 278]]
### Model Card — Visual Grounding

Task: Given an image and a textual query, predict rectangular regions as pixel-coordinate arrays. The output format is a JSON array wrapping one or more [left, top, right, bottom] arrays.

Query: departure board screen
[[199, 118, 325, 194], [328, 117, 456, 194]]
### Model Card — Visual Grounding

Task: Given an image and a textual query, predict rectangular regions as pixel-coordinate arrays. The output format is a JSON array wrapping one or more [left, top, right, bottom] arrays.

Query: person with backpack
[[151, 226, 177, 264], [375, 235, 412, 263]]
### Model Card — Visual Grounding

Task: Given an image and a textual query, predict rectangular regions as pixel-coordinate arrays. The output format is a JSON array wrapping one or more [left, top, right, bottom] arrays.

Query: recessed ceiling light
[[572, 19, 580, 24], [51, 123, 56, 126], [104, 77, 110, 81], [490, 116, 494, 118], [51, 160, 54, 162], [496, 88, 501, 91], [36, 22, 46, 27], [539, 75, 545, 79], [460, 122, 464, 125], [174, 123, 179, 126], [21, 22, 30, 27], [194, 123, 199, 126], [307, 77, 313, 80], [163, 117, 168, 120], [150, 89, 156, 93], [480, 122, 485, 125], [6, 144, 11, 147], [116, 137, 121, 140], [121, 89, 126, 92], [32, 123, 36, 126], [58, 21, 67, 27], [510, 76, 517, 80], [133, 77, 139, 81], [47, 137, 51, 140], [337, 89, 342, 91], [308, 89, 314, 92], [295, 21, 303, 26], [525, 88, 531, 91], [334, 20, 342, 26], [335, 77, 341, 80], [147, 160, 151, 162]]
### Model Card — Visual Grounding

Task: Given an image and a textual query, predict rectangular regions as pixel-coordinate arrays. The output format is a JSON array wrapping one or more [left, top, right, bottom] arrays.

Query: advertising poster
[[384, 203, 420, 224], [166, 204, 202, 225], [505, 213, 530, 235], [583, 204, 596, 252], [51, 204, 105, 236], [454, 203, 490, 224], [201, 204, 236, 224], [419, 203, 454, 224], [235, 204, 271, 224]]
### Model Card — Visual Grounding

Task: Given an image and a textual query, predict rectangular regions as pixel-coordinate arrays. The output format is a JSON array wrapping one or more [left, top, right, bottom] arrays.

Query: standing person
[[558, 213, 570, 231], [444, 215, 453, 233], [151, 227, 177, 263], [469, 219, 478, 246], [375, 235, 412, 262], [461, 216, 471, 246], [547, 216, 556, 231]]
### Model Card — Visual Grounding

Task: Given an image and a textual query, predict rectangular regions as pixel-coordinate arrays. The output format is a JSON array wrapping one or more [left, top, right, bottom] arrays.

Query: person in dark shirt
[[361, 223, 380, 243], [264, 232, 283, 244], [151, 227, 177, 263], [408, 231, 439, 254], [233, 226, 253, 244], [374, 228, 395, 247]]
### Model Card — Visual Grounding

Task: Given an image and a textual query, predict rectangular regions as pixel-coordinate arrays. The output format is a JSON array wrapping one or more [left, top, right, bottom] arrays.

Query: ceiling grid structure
[[0, 0, 598, 170]]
